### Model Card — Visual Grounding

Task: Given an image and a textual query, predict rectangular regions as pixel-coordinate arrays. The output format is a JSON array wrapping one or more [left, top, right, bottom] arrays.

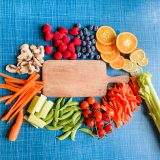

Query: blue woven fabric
[[0, 0, 160, 160]]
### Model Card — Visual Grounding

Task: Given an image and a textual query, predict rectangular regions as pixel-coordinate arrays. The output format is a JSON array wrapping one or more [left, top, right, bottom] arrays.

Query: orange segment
[[110, 56, 125, 70], [130, 49, 145, 63], [96, 26, 116, 45], [96, 41, 116, 54], [116, 32, 138, 54], [100, 50, 120, 63]]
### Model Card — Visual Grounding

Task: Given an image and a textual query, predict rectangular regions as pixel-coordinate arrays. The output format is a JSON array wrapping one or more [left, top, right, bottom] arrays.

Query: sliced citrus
[[96, 41, 116, 54], [130, 66, 143, 76], [130, 49, 145, 63], [100, 50, 120, 63], [129, 62, 139, 72], [110, 56, 125, 70], [138, 57, 148, 66], [122, 59, 133, 72], [96, 26, 116, 45], [116, 32, 138, 54]]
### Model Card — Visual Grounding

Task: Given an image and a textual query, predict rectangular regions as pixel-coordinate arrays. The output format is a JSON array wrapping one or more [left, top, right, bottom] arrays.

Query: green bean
[[60, 98, 66, 107], [79, 128, 95, 137], [44, 109, 54, 121], [46, 125, 63, 130], [45, 117, 54, 125], [58, 117, 72, 126], [68, 115, 81, 127], [72, 111, 82, 125], [62, 106, 81, 115], [52, 121, 57, 127], [72, 117, 84, 131], [58, 110, 74, 120], [54, 98, 63, 122], [71, 129, 77, 141], [62, 125, 73, 132], [57, 130, 72, 140], [60, 102, 79, 111]]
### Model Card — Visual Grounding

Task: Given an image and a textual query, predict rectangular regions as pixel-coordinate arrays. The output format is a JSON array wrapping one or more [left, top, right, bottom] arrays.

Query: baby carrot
[[0, 95, 13, 102]]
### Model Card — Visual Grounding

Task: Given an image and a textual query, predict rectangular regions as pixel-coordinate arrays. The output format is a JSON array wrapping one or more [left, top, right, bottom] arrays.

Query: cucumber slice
[[28, 114, 46, 128], [27, 96, 39, 114]]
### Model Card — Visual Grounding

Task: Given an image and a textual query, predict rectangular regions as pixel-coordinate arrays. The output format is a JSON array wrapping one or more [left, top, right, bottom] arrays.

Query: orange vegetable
[[0, 95, 13, 102], [0, 84, 20, 92], [8, 110, 23, 141]]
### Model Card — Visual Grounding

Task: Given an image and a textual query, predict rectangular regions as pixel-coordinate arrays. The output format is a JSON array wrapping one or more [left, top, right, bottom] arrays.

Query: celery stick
[[27, 96, 39, 114], [24, 115, 39, 128], [35, 94, 47, 113], [28, 114, 46, 128]]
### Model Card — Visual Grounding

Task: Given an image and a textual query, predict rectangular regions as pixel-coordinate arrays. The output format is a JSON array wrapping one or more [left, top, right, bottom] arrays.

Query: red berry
[[92, 102, 100, 111], [69, 53, 77, 60], [67, 43, 75, 53], [58, 43, 67, 52], [96, 120, 104, 129], [72, 37, 81, 46], [54, 40, 63, 47], [69, 27, 79, 36], [53, 31, 63, 40], [93, 111, 102, 122], [104, 124, 114, 133], [102, 113, 110, 122], [62, 35, 70, 44], [62, 51, 71, 59], [59, 27, 68, 34], [42, 24, 52, 33], [80, 101, 89, 110], [53, 52, 62, 60], [86, 118, 95, 127], [45, 45, 53, 55], [98, 129, 105, 138], [83, 109, 92, 118], [44, 31, 53, 41]]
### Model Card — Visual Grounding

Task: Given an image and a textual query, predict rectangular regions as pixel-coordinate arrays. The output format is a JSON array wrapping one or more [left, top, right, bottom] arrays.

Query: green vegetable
[[46, 125, 63, 130], [62, 125, 72, 132], [58, 110, 74, 120], [57, 130, 72, 140], [72, 111, 82, 125], [24, 115, 39, 128], [54, 98, 63, 122], [138, 72, 160, 132], [71, 130, 77, 141], [61, 98, 66, 107], [79, 128, 95, 137], [27, 96, 39, 114], [44, 109, 54, 121], [52, 121, 57, 127], [45, 117, 54, 125], [61, 106, 80, 115], [72, 117, 84, 131], [58, 118, 72, 126]]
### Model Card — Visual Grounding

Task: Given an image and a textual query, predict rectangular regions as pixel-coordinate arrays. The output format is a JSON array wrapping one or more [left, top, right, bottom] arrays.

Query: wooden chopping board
[[42, 60, 129, 97]]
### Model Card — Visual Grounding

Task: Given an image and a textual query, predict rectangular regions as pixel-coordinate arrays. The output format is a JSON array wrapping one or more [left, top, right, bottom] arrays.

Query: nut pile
[[6, 44, 45, 74]]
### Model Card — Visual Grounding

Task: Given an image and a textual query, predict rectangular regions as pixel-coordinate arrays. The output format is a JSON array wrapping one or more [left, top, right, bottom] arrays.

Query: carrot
[[5, 78, 25, 84], [0, 84, 20, 92], [5, 82, 22, 89], [5, 73, 39, 105], [0, 95, 13, 102], [8, 110, 23, 141]]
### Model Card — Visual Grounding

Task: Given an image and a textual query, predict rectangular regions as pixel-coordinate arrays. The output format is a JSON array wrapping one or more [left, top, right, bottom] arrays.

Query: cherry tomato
[[102, 112, 110, 122], [92, 102, 100, 111], [86, 118, 95, 127], [93, 111, 102, 122], [98, 128, 105, 138], [83, 109, 92, 118], [87, 97, 95, 105], [96, 120, 104, 129], [80, 101, 89, 110], [104, 124, 114, 133]]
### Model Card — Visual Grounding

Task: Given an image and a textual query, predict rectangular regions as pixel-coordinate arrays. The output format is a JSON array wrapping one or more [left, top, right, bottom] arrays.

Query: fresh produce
[[110, 56, 125, 70], [101, 82, 141, 128], [138, 72, 160, 133], [79, 128, 95, 137], [8, 110, 23, 141]]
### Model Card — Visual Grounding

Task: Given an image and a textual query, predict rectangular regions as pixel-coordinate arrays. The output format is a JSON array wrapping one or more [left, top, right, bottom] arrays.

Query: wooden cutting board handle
[[106, 74, 129, 84]]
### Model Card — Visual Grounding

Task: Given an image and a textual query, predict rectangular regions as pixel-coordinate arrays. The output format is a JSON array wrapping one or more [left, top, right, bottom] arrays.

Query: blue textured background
[[0, 0, 160, 160]]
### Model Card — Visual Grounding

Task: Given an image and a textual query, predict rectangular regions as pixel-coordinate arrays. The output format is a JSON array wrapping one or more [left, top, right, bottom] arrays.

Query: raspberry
[[53, 31, 63, 40], [67, 43, 75, 53], [44, 31, 53, 41], [45, 45, 53, 55], [42, 24, 52, 33], [62, 35, 70, 44], [62, 51, 71, 59], [58, 43, 67, 52], [59, 27, 68, 34], [69, 53, 77, 60], [72, 37, 81, 46], [69, 27, 79, 36], [54, 40, 63, 47], [53, 52, 62, 60]]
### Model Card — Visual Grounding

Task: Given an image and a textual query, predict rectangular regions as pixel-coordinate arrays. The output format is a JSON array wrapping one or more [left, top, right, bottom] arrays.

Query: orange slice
[[138, 57, 148, 66], [96, 41, 116, 54], [100, 50, 120, 63], [130, 49, 145, 63], [116, 32, 138, 54], [96, 26, 116, 45], [122, 59, 133, 72], [110, 56, 125, 70]]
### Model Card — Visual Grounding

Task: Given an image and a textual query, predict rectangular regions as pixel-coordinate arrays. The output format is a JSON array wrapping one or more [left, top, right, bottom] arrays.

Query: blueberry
[[81, 47, 87, 53], [95, 54, 101, 60], [91, 39, 96, 44], [83, 28, 88, 32], [89, 35, 94, 40], [75, 23, 81, 28], [83, 30, 88, 36], [76, 46, 81, 52], [93, 26, 99, 32], [86, 45, 90, 49], [89, 54, 95, 59], [91, 46, 96, 51], [85, 36, 90, 41], [79, 30, 83, 36], [81, 36, 85, 40], [82, 41, 86, 46], [82, 54, 87, 59], [77, 52, 82, 58], [76, 35, 81, 39], [87, 25, 94, 30], [87, 47, 92, 53], [86, 53, 90, 57], [87, 41, 92, 46]]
